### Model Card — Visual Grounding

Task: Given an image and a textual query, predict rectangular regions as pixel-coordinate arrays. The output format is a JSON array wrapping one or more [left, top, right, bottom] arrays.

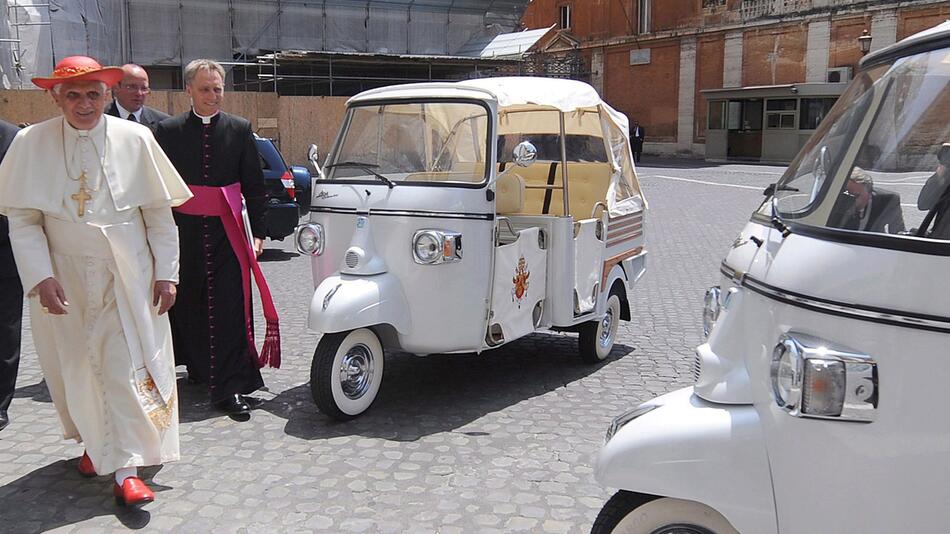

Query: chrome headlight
[[770, 332, 877, 422], [771, 337, 803, 410], [702, 286, 721, 337], [295, 223, 324, 256], [412, 230, 462, 265], [605, 403, 658, 443]]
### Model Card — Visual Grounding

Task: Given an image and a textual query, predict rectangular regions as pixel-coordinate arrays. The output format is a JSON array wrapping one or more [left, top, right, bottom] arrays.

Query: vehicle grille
[[691, 352, 702, 383], [344, 250, 360, 269]]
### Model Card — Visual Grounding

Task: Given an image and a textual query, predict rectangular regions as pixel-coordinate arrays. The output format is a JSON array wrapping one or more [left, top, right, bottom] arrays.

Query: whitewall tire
[[310, 328, 384, 420], [579, 291, 622, 363], [591, 492, 740, 534]]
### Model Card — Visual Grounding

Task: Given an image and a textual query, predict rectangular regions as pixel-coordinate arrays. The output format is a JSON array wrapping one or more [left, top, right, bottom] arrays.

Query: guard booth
[[702, 83, 846, 164]]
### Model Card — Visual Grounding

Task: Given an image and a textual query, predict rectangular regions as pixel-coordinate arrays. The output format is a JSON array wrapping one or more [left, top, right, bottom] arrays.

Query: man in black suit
[[106, 64, 169, 132], [0, 119, 22, 431], [838, 168, 906, 234], [630, 120, 645, 163], [155, 59, 273, 417]]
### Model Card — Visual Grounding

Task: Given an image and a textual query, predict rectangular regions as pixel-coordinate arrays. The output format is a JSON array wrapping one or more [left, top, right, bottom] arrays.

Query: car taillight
[[280, 171, 295, 200]]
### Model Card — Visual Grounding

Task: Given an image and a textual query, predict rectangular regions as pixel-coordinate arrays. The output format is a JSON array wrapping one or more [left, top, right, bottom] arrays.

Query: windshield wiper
[[770, 196, 791, 238], [324, 161, 396, 189], [763, 183, 800, 196]]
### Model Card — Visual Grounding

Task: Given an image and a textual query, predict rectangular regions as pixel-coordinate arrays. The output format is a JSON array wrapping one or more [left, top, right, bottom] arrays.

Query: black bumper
[[266, 202, 300, 240]]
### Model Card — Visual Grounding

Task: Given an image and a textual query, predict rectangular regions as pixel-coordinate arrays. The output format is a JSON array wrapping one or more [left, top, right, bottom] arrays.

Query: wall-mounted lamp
[[858, 29, 873, 55]]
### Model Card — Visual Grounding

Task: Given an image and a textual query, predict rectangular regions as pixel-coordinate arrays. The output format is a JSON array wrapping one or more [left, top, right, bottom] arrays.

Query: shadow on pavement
[[258, 332, 635, 441], [0, 460, 167, 530], [14, 379, 51, 403], [258, 248, 299, 262]]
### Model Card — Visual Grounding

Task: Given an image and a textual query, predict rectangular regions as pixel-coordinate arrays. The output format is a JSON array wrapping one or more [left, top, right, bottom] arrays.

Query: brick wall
[[522, 0, 636, 41], [604, 40, 681, 142], [742, 24, 807, 86], [830, 16, 873, 70], [695, 34, 725, 144], [899, 4, 950, 39]]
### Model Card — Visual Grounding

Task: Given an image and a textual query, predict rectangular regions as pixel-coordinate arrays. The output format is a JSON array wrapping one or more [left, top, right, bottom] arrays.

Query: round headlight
[[295, 223, 324, 255], [702, 286, 721, 337], [413, 231, 442, 264], [771, 338, 802, 409]]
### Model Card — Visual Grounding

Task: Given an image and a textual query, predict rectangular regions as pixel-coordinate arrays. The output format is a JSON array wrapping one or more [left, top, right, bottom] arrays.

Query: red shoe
[[113, 477, 154, 507], [77, 452, 97, 478]]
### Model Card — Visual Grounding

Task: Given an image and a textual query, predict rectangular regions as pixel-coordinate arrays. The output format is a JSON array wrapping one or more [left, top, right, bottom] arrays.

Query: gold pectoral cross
[[71, 171, 92, 217]]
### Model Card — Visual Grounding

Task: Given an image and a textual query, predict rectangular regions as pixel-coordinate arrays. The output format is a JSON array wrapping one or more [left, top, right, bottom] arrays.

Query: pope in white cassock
[[0, 56, 192, 507]]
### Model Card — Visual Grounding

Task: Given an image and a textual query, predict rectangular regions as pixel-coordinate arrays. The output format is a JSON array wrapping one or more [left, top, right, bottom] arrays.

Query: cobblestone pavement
[[0, 160, 785, 533]]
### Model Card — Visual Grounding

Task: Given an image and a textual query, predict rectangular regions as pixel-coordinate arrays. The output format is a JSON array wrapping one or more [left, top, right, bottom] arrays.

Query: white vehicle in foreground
[[296, 77, 647, 420], [592, 21, 950, 534]]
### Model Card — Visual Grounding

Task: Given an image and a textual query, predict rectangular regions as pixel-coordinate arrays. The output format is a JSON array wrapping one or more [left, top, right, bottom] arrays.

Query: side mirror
[[308, 144, 324, 178], [512, 141, 537, 168]]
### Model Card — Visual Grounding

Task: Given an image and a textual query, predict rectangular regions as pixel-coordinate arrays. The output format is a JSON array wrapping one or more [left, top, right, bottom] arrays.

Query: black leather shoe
[[213, 395, 250, 415], [240, 396, 264, 410], [0, 410, 8, 431]]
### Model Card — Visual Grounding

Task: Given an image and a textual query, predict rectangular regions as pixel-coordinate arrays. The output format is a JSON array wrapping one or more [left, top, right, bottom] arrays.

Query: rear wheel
[[310, 328, 384, 420], [579, 290, 622, 363], [591, 492, 739, 534]]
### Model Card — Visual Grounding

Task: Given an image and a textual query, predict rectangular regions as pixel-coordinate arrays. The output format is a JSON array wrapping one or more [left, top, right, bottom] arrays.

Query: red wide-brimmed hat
[[31, 55, 123, 90]]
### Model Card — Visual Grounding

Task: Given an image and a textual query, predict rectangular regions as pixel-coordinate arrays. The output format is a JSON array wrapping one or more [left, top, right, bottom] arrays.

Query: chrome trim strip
[[719, 261, 744, 284], [742, 274, 950, 334], [310, 206, 494, 221]]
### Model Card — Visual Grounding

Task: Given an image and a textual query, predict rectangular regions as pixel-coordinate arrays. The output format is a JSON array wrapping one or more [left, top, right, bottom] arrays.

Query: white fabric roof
[[458, 77, 631, 134]]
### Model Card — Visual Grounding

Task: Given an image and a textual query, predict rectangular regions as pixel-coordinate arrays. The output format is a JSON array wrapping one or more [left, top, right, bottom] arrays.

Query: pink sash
[[174, 183, 281, 368]]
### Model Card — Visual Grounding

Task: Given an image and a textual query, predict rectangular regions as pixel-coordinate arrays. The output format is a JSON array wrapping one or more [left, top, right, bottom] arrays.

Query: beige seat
[[496, 172, 525, 214]]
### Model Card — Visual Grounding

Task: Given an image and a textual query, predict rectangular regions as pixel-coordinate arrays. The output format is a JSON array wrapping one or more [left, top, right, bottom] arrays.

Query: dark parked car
[[254, 135, 310, 240]]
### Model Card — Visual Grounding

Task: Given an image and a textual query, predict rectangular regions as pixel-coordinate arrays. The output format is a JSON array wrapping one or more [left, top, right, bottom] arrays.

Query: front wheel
[[310, 328, 384, 420], [591, 492, 739, 534], [579, 291, 622, 363]]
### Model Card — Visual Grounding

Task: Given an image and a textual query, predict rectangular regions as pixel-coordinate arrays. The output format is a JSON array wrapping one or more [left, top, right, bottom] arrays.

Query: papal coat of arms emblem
[[511, 256, 530, 308]]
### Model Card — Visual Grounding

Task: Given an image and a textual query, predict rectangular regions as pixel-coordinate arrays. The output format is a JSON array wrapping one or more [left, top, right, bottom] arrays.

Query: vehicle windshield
[[325, 101, 490, 185], [773, 46, 950, 239]]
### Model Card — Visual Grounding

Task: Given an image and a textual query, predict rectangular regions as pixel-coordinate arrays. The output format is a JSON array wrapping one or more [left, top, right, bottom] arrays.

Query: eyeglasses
[[121, 84, 151, 94]]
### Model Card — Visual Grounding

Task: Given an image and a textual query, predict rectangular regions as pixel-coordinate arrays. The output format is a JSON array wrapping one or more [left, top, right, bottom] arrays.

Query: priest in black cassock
[[155, 59, 281, 417]]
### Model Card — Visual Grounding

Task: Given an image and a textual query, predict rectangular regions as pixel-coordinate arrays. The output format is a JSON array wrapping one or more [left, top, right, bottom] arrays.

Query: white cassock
[[0, 115, 192, 474]]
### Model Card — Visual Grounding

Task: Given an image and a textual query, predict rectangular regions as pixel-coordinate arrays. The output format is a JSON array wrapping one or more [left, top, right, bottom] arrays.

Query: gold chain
[[61, 118, 108, 192]]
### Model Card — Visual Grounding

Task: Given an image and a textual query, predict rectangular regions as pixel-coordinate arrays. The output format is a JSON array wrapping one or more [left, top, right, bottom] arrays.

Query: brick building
[[522, 0, 950, 162]]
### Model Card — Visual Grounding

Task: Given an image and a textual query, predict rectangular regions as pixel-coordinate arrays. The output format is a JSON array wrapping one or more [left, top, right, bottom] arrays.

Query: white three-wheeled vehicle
[[296, 77, 647, 420], [592, 22, 950, 534]]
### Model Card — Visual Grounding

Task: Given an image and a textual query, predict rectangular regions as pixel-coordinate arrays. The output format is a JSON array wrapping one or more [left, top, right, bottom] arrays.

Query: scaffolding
[[1, 1, 50, 89], [0, 0, 531, 90]]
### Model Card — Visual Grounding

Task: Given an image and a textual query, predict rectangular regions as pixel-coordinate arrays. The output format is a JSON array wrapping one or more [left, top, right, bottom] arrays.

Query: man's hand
[[254, 237, 264, 258], [153, 280, 177, 315], [36, 277, 69, 315]]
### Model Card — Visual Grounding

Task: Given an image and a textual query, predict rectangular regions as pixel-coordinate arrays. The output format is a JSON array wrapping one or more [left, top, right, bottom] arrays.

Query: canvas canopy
[[461, 77, 645, 215], [349, 77, 646, 215]]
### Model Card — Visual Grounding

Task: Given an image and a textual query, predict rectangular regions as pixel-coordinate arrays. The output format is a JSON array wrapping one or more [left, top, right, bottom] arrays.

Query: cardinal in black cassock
[[155, 59, 280, 416]]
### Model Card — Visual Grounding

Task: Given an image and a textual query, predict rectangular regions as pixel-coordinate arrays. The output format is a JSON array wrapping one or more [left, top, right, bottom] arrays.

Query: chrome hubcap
[[339, 344, 374, 400], [598, 306, 615, 348]]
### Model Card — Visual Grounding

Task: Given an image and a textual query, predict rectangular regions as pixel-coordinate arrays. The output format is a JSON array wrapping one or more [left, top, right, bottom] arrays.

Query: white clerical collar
[[115, 101, 142, 122], [63, 115, 105, 139], [192, 109, 220, 125]]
